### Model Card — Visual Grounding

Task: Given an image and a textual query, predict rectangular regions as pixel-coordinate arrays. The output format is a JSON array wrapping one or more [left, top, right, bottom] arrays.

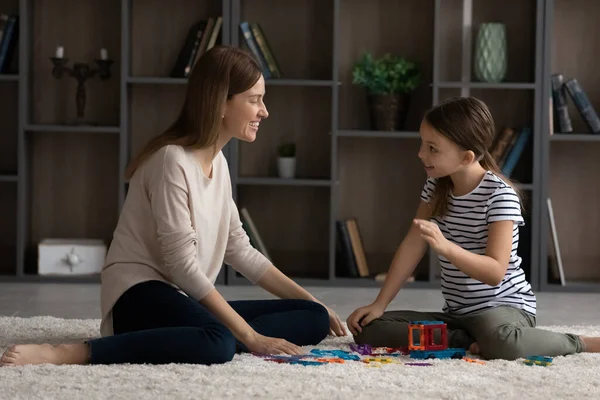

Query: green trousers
[[354, 305, 585, 360]]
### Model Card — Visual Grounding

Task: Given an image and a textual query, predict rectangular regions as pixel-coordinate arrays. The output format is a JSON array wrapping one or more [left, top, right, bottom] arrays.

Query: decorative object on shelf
[[277, 142, 296, 179], [352, 52, 421, 131], [474, 23, 507, 83], [50, 46, 114, 125]]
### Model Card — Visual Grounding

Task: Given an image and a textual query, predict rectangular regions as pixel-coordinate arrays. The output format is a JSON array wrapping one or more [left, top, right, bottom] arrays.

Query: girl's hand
[[346, 303, 385, 336], [414, 219, 451, 256]]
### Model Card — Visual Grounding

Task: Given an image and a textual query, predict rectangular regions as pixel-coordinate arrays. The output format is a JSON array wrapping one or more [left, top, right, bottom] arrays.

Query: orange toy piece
[[408, 321, 448, 351]]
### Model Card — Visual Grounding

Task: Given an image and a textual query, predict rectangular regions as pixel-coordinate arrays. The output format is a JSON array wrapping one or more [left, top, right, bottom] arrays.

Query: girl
[[346, 96, 600, 360], [1, 46, 345, 367]]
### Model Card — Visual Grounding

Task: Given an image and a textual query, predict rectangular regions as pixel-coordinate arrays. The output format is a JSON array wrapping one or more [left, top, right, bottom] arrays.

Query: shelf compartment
[[437, 0, 538, 83], [0, 182, 17, 275], [235, 0, 334, 81], [131, 0, 222, 77], [237, 85, 332, 180], [338, 0, 433, 132], [337, 137, 430, 280], [26, 132, 119, 274], [235, 185, 330, 280]]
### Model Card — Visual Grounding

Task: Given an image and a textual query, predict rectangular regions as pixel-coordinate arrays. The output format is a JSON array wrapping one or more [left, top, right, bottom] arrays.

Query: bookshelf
[[539, 0, 600, 292], [1, 0, 596, 293]]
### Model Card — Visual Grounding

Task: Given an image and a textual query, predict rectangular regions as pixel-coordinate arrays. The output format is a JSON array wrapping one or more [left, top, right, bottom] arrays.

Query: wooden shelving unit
[[539, 0, 600, 292], [0, 0, 595, 292]]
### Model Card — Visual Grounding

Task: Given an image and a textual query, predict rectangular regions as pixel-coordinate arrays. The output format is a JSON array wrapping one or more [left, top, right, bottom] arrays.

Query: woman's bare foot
[[581, 336, 600, 352], [0, 343, 90, 367], [469, 342, 480, 355]]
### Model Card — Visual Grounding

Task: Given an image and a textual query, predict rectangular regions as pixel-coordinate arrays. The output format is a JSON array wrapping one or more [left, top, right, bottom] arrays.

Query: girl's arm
[[372, 200, 432, 308], [420, 219, 513, 286], [347, 200, 431, 334]]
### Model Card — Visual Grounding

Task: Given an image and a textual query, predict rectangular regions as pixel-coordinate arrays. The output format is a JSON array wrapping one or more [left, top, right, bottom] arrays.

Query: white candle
[[100, 48, 108, 60], [55, 46, 64, 58]]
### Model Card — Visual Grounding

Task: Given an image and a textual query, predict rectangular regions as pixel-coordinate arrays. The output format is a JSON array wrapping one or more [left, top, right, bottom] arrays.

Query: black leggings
[[88, 280, 330, 365]]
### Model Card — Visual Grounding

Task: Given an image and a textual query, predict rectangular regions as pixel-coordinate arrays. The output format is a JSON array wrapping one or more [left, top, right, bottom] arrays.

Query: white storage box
[[38, 239, 107, 276]]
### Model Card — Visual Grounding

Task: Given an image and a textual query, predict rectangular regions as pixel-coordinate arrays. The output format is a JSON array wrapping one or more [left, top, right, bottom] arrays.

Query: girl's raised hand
[[414, 219, 451, 256]]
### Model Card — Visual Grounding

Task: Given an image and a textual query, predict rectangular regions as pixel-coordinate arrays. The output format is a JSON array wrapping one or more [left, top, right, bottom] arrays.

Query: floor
[[0, 283, 597, 325]]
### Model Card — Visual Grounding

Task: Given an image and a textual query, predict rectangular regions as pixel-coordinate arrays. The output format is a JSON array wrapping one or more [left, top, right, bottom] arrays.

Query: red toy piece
[[408, 321, 448, 351]]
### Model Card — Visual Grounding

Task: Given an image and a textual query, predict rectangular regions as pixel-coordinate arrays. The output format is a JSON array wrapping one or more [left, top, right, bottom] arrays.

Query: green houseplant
[[352, 52, 421, 131], [277, 143, 296, 178]]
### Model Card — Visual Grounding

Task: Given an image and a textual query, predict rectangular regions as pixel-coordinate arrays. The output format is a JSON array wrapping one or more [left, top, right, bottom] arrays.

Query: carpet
[[0, 317, 599, 400]]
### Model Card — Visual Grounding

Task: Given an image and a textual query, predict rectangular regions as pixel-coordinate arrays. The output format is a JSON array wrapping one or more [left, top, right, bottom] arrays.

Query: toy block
[[523, 355, 553, 366]]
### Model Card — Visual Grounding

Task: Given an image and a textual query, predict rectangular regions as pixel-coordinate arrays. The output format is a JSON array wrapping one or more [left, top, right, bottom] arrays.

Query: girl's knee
[[479, 326, 528, 360]]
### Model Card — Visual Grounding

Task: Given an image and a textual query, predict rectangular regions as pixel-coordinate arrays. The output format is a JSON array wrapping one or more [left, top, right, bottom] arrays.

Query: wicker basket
[[368, 93, 409, 131]]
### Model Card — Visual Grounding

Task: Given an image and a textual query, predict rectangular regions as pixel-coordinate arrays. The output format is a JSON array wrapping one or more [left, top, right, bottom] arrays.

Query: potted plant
[[352, 52, 421, 131], [277, 142, 296, 179]]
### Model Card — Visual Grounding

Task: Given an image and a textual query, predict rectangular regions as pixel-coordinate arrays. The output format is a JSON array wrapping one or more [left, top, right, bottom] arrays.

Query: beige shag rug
[[0, 316, 599, 400]]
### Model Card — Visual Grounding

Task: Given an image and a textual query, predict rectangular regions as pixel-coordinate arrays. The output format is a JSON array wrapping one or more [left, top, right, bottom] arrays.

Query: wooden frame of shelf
[[1, 0, 594, 292]]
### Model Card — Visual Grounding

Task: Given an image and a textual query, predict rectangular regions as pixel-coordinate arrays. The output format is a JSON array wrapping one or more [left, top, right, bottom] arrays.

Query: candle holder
[[50, 56, 113, 125]]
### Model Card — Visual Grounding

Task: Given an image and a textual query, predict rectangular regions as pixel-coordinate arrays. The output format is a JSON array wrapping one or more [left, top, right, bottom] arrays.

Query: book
[[550, 73, 573, 133], [564, 78, 600, 134], [240, 207, 271, 261]]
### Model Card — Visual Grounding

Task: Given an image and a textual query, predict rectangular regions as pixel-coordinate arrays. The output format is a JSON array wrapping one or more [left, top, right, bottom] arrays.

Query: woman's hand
[[346, 303, 385, 336], [413, 219, 451, 257], [324, 305, 348, 337], [244, 332, 303, 356]]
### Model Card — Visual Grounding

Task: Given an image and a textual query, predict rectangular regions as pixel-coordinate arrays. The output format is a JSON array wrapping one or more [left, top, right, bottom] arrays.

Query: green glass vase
[[474, 23, 507, 83]]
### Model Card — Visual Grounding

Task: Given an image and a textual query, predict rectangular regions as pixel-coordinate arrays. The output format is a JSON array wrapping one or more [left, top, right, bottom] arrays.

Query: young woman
[[1, 46, 345, 367], [346, 96, 600, 360]]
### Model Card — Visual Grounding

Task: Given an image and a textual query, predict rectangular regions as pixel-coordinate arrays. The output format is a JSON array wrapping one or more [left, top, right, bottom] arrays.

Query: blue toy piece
[[410, 320, 446, 325], [310, 349, 361, 361], [523, 355, 553, 366], [409, 348, 466, 360]]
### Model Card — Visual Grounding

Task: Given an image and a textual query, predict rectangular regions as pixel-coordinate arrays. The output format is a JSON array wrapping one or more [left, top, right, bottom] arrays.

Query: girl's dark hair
[[423, 96, 522, 217], [125, 45, 262, 180]]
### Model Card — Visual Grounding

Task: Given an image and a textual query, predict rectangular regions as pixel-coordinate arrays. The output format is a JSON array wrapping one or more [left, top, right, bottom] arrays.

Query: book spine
[[564, 78, 600, 134], [550, 74, 573, 133], [239, 21, 271, 79]]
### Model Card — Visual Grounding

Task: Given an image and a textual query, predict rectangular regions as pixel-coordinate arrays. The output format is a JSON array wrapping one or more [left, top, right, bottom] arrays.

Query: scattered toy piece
[[523, 356, 552, 366], [463, 357, 485, 365], [405, 362, 433, 366]]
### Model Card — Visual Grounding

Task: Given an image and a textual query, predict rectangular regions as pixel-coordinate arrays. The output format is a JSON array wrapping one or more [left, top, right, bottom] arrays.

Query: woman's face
[[222, 75, 269, 143]]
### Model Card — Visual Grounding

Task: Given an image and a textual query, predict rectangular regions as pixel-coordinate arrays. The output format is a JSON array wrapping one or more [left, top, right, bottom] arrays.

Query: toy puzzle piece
[[523, 355, 553, 366], [310, 349, 360, 361]]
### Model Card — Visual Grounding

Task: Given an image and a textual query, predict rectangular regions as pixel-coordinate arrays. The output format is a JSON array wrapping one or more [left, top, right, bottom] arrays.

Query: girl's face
[[222, 75, 269, 143], [417, 120, 467, 178]]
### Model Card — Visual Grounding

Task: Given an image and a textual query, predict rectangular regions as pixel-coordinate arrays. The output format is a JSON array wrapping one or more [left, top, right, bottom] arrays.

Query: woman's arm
[[256, 265, 347, 336], [199, 287, 302, 354]]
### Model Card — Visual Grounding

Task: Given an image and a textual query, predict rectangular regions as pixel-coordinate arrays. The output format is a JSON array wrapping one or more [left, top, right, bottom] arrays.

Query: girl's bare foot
[[0, 343, 90, 366], [581, 336, 600, 352], [469, 342, 480, 355]]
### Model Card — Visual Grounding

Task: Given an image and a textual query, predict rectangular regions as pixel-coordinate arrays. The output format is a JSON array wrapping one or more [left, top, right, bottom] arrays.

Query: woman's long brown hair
[[424, 97, 523, 217], [124, 46, 262, 180]]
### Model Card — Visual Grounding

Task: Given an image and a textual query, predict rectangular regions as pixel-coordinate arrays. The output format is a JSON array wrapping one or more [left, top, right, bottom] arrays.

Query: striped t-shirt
[[420, 171, 537, 316]]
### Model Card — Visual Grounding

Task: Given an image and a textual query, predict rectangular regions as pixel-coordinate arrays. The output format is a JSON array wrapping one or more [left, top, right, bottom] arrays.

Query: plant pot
[[277, 157, 296, 179], [474, 23, 507, 83], [368, 93, 409, 131]]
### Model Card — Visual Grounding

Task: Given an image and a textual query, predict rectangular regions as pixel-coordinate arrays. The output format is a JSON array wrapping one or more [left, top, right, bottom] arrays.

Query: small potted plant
[[352, 52, 421, 131], [277, 143, 296, 179]]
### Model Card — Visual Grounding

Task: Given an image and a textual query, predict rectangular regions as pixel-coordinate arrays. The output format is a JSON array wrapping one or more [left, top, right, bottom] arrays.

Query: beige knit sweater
[[99, 144, 272, 336]]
